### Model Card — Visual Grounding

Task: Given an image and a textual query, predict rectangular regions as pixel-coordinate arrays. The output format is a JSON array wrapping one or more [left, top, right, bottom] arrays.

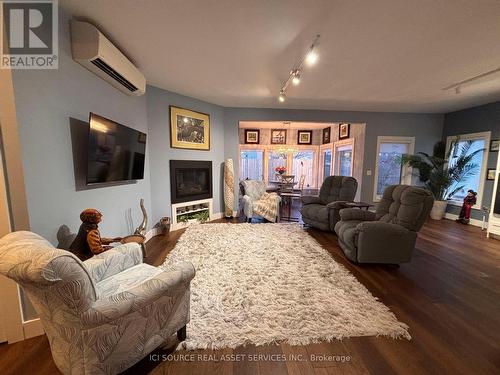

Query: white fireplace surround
[[171, 198, 214, 231]]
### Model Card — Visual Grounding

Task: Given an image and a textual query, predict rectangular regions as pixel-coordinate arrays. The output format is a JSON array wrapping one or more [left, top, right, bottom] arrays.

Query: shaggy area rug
[[161, 223, 410, 350]]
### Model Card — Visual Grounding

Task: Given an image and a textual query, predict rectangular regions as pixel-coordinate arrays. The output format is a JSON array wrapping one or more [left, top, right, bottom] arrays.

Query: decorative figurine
[[159, 217, 171, 236], [69, 209, 122, 261], [456, 190, 477, 224], [134, 198, 148, 236]]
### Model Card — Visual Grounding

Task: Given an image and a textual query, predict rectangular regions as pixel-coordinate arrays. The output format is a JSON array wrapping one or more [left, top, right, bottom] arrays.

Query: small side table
[[343, 202, 373, 210]]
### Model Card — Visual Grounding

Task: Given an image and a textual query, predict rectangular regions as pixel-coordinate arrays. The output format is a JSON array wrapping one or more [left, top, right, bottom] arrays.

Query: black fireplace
[[170, 160, 213, 204]]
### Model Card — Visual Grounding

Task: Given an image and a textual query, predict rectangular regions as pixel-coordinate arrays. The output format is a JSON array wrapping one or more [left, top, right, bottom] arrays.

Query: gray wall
[[11, 8, 457, 241], [443, 101, 500, 220], [146, 86, 226, 224], [12, 9, 151, 244], [224, 108, 444, 206]]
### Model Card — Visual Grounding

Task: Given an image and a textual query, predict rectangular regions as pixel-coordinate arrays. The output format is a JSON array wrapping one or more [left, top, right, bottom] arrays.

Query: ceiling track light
[[278, 90, 286, 102], [442, 66, 500, 94], [278, 34, 320, 103]]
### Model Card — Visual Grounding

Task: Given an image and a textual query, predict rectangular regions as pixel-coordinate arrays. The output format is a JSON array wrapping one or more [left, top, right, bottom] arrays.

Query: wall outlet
[[366, 170, 372, 176]]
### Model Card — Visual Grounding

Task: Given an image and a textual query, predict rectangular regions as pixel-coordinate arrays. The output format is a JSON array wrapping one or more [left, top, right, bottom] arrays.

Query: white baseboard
[[212, 212, 223, 220], [444, 212, 484, 228], [145, 211, 240, 240], [213, 210, 239, 219], [145, 228, 160, 242]]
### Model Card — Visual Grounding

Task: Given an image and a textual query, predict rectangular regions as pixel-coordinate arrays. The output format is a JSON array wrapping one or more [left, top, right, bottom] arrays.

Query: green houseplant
[[401, 139, 484, 220]]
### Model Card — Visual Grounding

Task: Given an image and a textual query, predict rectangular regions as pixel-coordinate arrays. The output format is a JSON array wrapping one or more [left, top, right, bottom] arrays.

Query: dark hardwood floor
[[1, 213, 499, 374]]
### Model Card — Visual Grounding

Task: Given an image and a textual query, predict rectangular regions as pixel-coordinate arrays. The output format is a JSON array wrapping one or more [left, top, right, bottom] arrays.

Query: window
[[373, 136, 415, 201], [338, 149, 352, 176], [239, 145, 319, 187], [446, 131, 490, 207], [292, 151, 315, 187], [268, 151, 287, 182], [239, 150, 264, 181], [334, 139, 354, 177], [323, 149, 332, 179]]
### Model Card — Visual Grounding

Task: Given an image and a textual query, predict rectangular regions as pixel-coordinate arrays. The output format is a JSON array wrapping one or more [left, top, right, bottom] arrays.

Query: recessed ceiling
[[60, 0, 500, 113]]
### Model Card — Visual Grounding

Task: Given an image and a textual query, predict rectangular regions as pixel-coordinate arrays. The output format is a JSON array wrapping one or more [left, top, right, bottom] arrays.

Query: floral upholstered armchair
[[0, 231, 195, 375], [240, 180, 281, 222]]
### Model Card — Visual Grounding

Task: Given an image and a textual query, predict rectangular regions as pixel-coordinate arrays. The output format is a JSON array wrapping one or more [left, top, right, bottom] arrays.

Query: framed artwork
[[490, 139, 499, 152], [271, 129, 287, 144], [322, 127, 331, 144], [487, 168, 496, 180], [244, 129, 260, 144], [169, 106, 210, 150], [339, 123, 350, 139], [297, 130, 312, 145], [138, 132, 147, 144]]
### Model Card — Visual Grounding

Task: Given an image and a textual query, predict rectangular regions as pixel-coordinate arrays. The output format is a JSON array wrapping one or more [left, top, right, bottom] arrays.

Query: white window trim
[[239, 146, 265, 182], [290, 148, 319, 188], [445, 131, 490, 208], [239, 145, 320, 187], [373, 136, 415, 202], [319, 143, 333, 183], [333, 138, 355, 177]]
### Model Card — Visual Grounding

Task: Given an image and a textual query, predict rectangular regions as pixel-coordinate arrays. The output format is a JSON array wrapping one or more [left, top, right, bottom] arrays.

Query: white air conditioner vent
[[70, 21, 146, 96]]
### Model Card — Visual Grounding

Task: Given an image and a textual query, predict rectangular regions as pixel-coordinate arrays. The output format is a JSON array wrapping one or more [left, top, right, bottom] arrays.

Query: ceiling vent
[[70, 21, 146, 96]]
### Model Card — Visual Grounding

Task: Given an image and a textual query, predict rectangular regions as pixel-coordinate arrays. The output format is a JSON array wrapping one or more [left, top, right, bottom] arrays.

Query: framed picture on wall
[[271, 129, 287, 144], [138, 132, 147, 144], [487, 168, 496, 180], [339, 123, 350, 139], [297, 130, 312, 145], [244, 129, 260, 144], [490, 139, 499, 152], [169, 106, 210, 150], [322, 127, 331, 144]]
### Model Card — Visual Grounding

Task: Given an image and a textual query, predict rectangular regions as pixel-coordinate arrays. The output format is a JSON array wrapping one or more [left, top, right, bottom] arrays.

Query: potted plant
[[401, 139, 484, 220], [275, 166, 286, 175]]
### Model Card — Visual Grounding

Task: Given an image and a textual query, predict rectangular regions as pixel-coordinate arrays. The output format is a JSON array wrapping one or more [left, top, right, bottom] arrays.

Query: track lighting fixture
[[442, 66, 500, 94], [278, 91, 286, 102], [305, 50, 318, 66], [278, 34, 320, 103]]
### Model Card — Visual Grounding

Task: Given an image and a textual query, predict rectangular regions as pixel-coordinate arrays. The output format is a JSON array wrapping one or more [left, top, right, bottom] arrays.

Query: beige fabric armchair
[[0, 231, 195, 375], [240, 180, 281, 222]]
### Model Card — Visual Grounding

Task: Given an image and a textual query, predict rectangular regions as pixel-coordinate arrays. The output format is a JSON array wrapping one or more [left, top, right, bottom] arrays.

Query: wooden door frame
[[0, 50, 44, 342]]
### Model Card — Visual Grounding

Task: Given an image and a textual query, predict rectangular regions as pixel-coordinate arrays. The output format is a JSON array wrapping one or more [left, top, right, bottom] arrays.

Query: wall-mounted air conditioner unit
[[70, 20, 146, 96]]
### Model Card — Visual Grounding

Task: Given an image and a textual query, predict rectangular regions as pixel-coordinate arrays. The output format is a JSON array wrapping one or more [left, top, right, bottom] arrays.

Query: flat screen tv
[[87, 113, 146, 185]]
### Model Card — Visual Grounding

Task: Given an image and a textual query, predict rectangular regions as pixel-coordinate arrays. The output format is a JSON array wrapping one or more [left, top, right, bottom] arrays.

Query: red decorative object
[[456, 190, 477, 224], [275, 166, 286, 174]]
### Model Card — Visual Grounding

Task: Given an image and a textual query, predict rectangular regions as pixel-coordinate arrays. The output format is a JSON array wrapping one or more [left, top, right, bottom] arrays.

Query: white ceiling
[[61, 0, 500, 113]]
